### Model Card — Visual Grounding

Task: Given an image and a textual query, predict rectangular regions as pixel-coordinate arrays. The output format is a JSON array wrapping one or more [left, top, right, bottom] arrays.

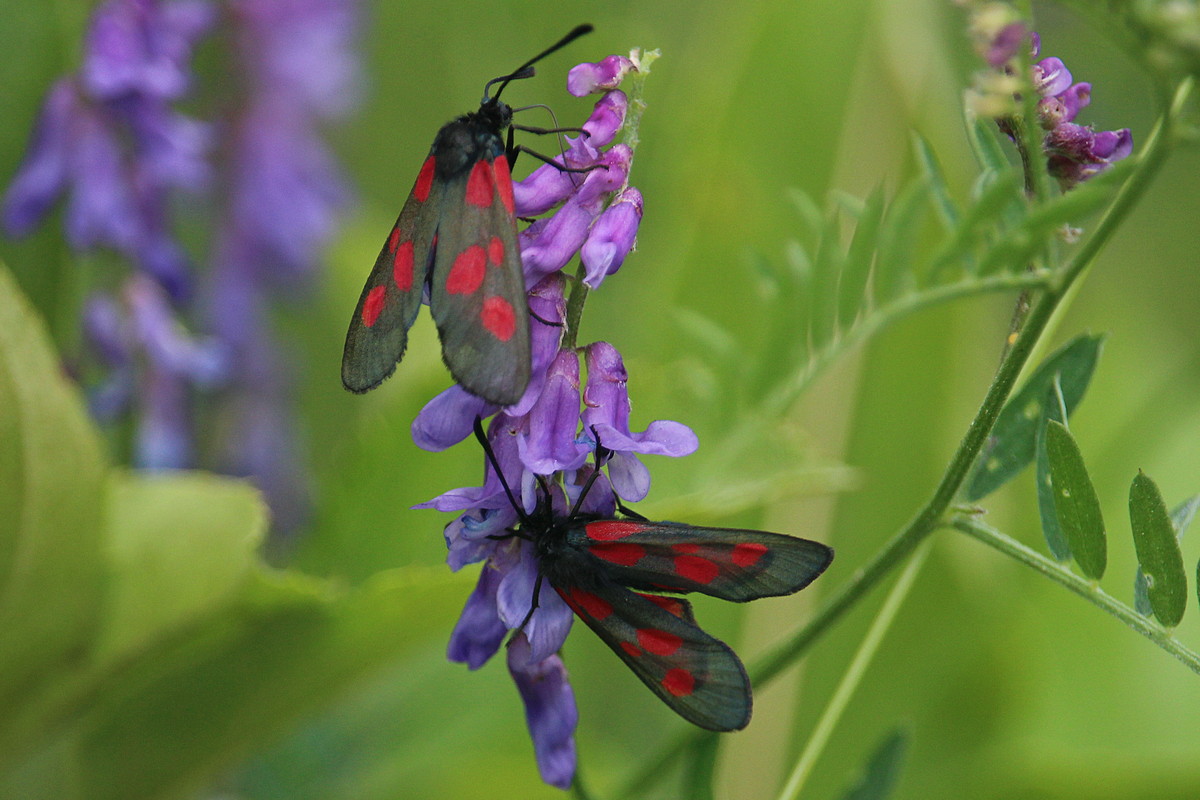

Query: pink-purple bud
[[566, 54, 634, 96]]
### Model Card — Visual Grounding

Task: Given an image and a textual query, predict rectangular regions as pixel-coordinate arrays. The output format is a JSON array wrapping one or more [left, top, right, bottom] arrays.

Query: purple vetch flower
[[974, 21, 1133, 191], [199, 0, 360, 532], [415, 51, 667, 788], [567, 55, 634, 96], [80, 275, 226, 468], [580, 187, 642, 289], [3, 0, 214, 300], [419, 339, 696, 786]]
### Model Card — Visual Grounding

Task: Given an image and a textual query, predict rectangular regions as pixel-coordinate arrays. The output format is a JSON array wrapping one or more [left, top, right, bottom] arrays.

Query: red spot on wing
[[673, 543, 701, 555], [361, 285, 387, 327], [414, 156, 435, 202], [637, 628, 682, 656], [593, 542, 646, 567], [620, 641, 642, 657], [466, 160, 493, 207], [732, 542, 769, 567], [480, 297, 516, 341], [662, 668, 695, 697], [487, 236, 505, 266], [586, 521, 644, 541], [446, 246, 486, 295], [388, 227, 401, 250], [675, 555, 720, 585], [644, 594, 687, 618], [393, 240, 414, 291], [568, 588, 613, 621], [493, 157, 515, 214]]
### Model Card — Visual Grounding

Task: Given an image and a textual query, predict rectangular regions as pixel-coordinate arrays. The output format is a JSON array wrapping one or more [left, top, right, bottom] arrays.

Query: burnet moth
[[342, 25, 594, 405], [475, 418, 835, 731]]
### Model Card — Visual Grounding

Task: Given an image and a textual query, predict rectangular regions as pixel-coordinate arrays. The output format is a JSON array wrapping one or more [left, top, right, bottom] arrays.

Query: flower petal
[[507, 634, 578, 789]]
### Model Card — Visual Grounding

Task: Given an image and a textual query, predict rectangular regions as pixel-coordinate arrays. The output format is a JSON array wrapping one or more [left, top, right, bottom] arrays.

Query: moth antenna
[[487, 24, 593, 102], [473, 416, 530, 523]]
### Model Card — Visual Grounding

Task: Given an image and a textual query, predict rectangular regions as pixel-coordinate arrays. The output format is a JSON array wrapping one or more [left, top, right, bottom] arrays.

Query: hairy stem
[[953, 516, 1200, 674]]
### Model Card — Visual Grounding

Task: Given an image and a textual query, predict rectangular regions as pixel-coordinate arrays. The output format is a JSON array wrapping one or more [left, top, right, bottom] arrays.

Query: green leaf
[[875, 177, 929, 303], [93, 472, 270, 667], [1129, 472, 1187, 627], [809, 207, 844, 349], [931, 169, 1023, 281], [77, 570, 463, 800], [839, 728, 909, 800], [1045, 421, 1107, 580], [1035, 381, 1071, 561], [838, 185, 885, 326], [1020, 157, 1134, 236], [967, 117, 1013, 174], [912, 133, 958, 230], [0, 264, 107, 714], [1135, 495, 1199, 616], [965, 333, 1105, 501]]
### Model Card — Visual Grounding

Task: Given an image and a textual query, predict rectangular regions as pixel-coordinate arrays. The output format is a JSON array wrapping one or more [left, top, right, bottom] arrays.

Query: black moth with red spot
[[342, 25, 594, 405], [477, 421, 835, 732]]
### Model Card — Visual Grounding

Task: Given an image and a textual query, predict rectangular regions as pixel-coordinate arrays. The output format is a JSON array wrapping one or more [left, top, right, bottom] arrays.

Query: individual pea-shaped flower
[[580, 187, 642, 289], [567, 54, 634, 96], [507, 633, 578, 790], [581, 341, 698, 501]]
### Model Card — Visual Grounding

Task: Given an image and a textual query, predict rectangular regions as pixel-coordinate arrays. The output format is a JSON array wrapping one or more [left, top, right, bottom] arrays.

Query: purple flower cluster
[[4, 0, 218, 467], [413, 54, 686, 789], [3, 0, 213, 299], [3, 0, 359, 530], [977, 18, 1133, 189], [1029, 38, 1133, 188]]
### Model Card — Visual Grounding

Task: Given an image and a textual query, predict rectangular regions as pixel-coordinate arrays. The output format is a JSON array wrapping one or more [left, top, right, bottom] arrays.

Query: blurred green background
[[2, 0, 1200, 798]]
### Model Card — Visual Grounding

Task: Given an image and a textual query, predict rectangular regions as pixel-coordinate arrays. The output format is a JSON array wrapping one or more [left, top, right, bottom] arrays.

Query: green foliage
[[839, 729, 909, 800], [1129, 472, 1188, 627], [1035, 381, 1071, 560], [0, 266, 464, 799], [1044, 420, 1108, 581], [965, 334, 1104, 501]]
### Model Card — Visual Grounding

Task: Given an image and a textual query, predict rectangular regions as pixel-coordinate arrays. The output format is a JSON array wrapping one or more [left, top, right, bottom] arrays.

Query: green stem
[[952, 517, 1200, 674], [623, 77, 1192, 796], [775, 540, 933, 800]]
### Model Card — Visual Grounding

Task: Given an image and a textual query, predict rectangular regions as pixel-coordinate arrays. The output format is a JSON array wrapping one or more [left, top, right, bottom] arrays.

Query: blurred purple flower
[[3, 0, 360, 534], [198, 0, 359, 532]]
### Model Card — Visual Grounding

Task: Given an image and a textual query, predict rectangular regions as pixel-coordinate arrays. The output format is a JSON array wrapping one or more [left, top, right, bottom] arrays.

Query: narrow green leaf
[[840, 728, 909, 800], [1135, 495, 1199, 615], [787, 187, 824, 242], [967, 118, 1013, 174], [1045, 421, 1107, 580], [875, 178, 930, 303], [934, 169, 1023, 280], [1020, 157, 1134, 236], [1129, 472, 1187, 627], [912, 133, 958, 230], [838, 186, 885, 326], [965, 333, 1105, 501], [0, 264, 107, 713], [809, 207, 843, 349], [1035, 381, 1071, 561]]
